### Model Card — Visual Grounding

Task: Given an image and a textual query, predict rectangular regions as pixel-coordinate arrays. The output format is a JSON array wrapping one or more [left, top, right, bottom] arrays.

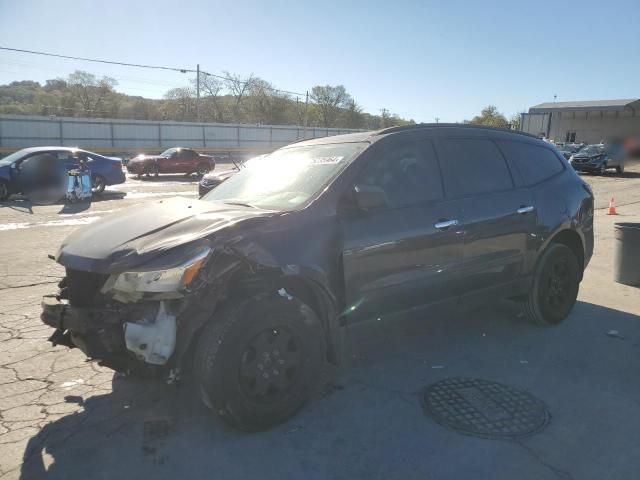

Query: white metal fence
[[0, 114, 362, 154]]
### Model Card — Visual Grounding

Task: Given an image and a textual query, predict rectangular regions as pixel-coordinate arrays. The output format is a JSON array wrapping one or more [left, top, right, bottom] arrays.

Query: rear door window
[[499, 141, 564, 186], [438, 138, 513, 197], [358, 140, 443, 207]]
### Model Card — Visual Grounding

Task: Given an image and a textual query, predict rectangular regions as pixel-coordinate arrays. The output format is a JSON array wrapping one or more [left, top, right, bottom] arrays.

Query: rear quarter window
[[438, 138, 513, 197], [499, 141, 565, 186]]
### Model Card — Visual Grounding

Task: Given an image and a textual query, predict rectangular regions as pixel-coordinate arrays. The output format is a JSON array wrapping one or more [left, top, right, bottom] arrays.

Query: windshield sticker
[[309, 156, 344, 164]]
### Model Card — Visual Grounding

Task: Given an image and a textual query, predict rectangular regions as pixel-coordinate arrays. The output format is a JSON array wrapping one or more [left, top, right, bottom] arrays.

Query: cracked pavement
[[1, 168, 640, 479]]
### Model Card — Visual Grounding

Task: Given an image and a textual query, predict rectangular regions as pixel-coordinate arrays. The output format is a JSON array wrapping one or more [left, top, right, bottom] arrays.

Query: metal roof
[[529, 99, 640, 113]]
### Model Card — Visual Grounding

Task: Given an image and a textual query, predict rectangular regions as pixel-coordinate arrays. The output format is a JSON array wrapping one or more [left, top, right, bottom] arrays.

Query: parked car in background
[[569, 143, 625, 175], [127, 148, 215, 178], [0, 147, 125, 200], [557, 143, 584, 160], [198, 154, 266, 197], [41, 124, 593, 431]]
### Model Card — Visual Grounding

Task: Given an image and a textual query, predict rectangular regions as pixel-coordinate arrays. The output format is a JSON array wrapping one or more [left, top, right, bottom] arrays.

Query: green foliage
[[470, 105, 509, 128], [0, 70, 412, 129]]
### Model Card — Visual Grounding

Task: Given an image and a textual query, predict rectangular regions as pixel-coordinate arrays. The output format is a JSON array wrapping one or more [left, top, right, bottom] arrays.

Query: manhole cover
[[422, 378, 549, 438]]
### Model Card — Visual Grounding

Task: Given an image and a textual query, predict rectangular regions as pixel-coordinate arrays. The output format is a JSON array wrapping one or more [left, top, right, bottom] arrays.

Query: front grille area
[[65, 268, 109, 307]]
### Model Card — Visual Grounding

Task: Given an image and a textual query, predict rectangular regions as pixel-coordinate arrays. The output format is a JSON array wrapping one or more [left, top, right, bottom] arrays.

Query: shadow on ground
[[0, 192, 127, 212], [126, 174, 204, 183], [18, 300, 640, 480]]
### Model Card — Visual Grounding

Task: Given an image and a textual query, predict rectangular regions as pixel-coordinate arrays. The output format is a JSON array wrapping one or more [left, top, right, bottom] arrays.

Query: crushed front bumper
[[41, 295, 165, 373]]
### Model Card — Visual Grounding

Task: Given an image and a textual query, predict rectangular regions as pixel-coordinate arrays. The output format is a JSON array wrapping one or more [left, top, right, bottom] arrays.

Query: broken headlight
[[107, 247, 211, 296]]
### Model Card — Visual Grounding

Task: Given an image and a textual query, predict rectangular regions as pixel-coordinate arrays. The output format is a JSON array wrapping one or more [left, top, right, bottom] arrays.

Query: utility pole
[[196, 64, 201, 122], [435, 117, 440, 124], [380, 108, 389, 128], [303, 91, 309, 138]]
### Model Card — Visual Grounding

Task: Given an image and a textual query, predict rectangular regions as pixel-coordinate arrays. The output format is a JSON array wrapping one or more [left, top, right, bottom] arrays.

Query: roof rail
[[374, 123, 539, 139]]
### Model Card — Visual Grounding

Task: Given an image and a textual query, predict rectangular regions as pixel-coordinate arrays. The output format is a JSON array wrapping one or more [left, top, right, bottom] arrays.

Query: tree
[[44, 79, 67, 92], [66, 70, 118, 117], [470, 105, 509, 128], [310, 85, 352, 128], [509, 113, 522, 130], [192, 74, 226, 122], [248, 78, 290, 125], [0, 69, 415, 127], [163, 87, 195, 121], [340, 99, 365, 128], [224, 71, 255, 122]]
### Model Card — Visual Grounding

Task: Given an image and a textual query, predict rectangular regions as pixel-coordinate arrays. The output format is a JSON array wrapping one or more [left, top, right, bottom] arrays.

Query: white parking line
[[123, 191, 198, 199], [0, 216, 102, 231], [59, 208, 121, 217]]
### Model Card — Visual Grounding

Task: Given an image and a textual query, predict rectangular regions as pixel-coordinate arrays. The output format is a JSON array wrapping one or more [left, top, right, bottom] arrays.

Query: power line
[[0, 46, 306, 97], [0, 46, 191, 73]]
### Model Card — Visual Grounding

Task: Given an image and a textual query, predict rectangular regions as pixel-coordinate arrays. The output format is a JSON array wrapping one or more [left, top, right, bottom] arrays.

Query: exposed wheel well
[[226, 271, 341, 365], [549, 230, 584, 279]]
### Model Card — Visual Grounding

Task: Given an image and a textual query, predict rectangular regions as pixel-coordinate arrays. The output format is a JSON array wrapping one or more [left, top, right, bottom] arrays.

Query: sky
[[0, 0, 639, 123]]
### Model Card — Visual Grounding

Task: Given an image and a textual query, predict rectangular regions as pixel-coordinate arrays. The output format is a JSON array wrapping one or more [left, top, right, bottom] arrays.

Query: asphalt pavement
[[1, 164, 640, 480]]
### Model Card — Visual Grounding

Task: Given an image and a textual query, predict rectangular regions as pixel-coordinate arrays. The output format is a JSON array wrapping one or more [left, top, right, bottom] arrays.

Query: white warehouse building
[[520, 99, 640, 144]]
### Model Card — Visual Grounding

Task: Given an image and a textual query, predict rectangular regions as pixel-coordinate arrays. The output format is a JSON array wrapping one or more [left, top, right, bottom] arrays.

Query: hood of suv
[[57, 196, 275, 273]]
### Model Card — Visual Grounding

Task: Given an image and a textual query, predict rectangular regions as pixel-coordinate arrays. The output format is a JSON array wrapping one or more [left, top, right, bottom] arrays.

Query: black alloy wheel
[[523, 243, 580, 325]]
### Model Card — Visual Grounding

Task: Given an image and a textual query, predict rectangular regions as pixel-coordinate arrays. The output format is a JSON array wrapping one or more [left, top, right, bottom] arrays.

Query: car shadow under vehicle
[[18, 300, 640, 480], [127, 174, 202, 183]]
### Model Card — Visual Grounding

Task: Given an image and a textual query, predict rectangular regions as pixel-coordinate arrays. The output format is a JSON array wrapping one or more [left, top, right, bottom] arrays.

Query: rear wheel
[[194, 294, 326, 431], [524, 243, 580, 326], [196, 162, 210, 176], [91, 174, 105, 194], [0, 180, 8, 200]]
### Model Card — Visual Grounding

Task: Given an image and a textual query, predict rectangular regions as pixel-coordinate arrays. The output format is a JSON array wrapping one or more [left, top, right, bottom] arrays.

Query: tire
[[616, 165, 625, 175], [196, 162, 210, 176], [194, 294, 326, 431], [599, 163, 607, 175], [524, 243, 580, 326], [91, 174, 106, 194], [0, 180, 9, 200], [144, 163, 159, 178]]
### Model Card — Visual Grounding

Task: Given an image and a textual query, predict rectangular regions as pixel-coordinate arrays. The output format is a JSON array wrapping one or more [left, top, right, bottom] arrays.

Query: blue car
[[0, 147, 125, 200]]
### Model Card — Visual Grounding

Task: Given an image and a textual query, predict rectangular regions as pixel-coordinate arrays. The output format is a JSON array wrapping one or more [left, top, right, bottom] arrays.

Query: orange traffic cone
[[607, 197, 617, 215]]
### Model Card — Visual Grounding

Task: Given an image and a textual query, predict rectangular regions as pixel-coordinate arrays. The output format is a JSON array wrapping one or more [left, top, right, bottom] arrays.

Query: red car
[[127, 148, 215, 177]]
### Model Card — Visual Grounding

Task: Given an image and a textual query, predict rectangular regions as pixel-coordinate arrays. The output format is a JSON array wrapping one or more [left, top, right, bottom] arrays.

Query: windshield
[[160, 148, 177, 157], [580, 145, 605, 155], [203, 142, 367, 210], [0, 149, 28, 166]]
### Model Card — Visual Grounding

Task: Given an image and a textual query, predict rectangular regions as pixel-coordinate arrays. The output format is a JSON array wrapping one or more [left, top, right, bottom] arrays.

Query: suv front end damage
[[40, 241, 233, 376]]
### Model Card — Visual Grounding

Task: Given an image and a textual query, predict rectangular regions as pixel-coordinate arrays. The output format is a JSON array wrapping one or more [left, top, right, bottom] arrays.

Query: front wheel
[[194, 294, 326, 431], [144, 163, 159, 178], [523, 243, 580, 326]]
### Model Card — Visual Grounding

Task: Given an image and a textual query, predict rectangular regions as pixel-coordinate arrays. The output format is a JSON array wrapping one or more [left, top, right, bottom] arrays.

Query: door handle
[[517, 205, 535, 214], [434, 219, 459, 230]]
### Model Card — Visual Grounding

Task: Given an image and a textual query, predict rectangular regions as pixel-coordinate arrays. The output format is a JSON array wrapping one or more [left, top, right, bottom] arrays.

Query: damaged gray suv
[[41, 124, 594, 431]]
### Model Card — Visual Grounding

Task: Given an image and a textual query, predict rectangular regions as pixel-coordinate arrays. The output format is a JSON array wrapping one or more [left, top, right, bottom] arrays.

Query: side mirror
[[10, 163, 17, 169], [353, 184, 388, 210]]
